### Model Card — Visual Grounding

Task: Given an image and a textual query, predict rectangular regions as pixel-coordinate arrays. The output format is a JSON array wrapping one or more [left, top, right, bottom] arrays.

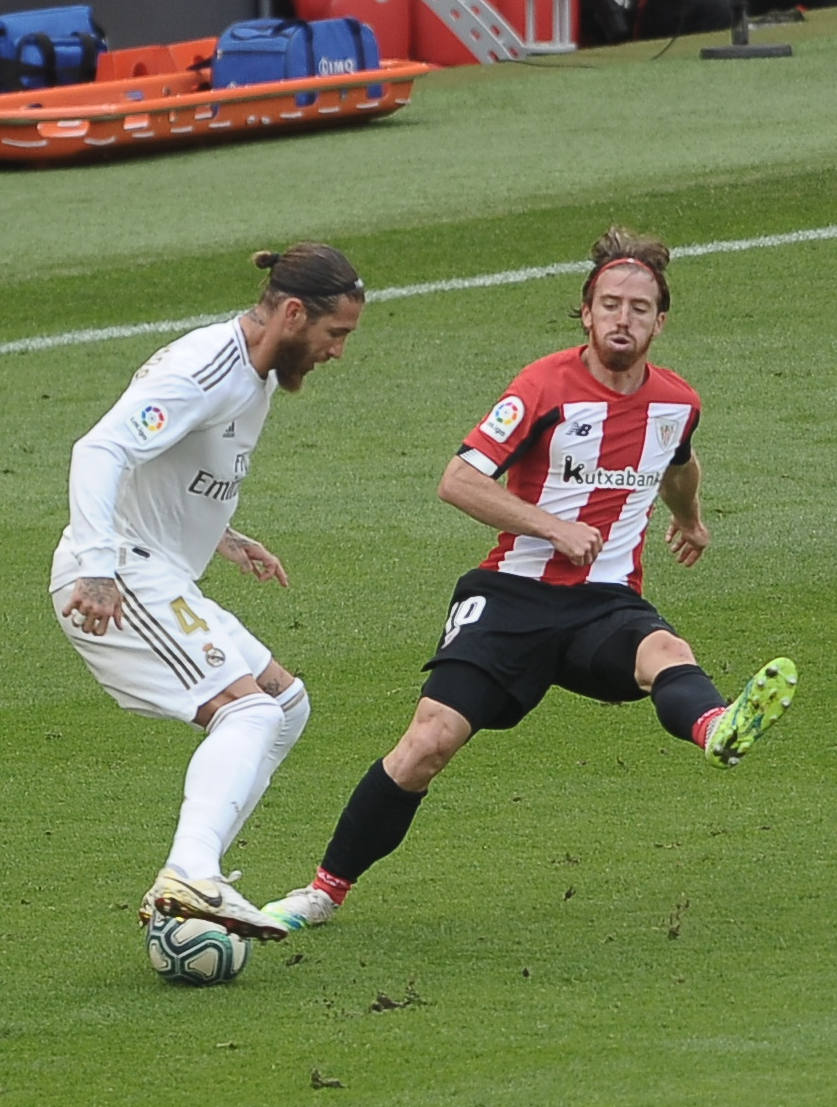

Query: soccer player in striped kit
[[263, 226, 798, 932], [50, 243, 364, 941]]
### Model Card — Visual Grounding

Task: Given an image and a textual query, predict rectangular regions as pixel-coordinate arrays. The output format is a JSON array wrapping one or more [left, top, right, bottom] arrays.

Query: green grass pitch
[[1, 11, 835, 1106]]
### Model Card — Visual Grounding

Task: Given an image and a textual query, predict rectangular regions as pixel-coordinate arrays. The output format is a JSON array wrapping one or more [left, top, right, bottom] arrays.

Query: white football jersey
[[50, 317, 277, 589]]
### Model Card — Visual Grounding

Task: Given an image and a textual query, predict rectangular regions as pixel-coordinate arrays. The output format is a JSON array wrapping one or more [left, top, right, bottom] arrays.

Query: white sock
[[165, 692, 284, 878], [223, 678, 311, 851]]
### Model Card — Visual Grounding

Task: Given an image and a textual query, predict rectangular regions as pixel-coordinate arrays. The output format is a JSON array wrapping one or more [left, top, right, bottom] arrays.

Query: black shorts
[[420, 568, 678, 732]]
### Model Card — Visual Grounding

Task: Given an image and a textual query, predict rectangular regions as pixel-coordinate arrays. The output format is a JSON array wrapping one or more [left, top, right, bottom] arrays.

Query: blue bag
[[212, 18, 382, 106], [0, 5, 107, 91]]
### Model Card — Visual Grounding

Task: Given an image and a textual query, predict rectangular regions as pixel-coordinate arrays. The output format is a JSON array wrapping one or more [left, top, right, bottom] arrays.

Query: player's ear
[[653, 312, 667, 337], [279, 296, 307, 329]]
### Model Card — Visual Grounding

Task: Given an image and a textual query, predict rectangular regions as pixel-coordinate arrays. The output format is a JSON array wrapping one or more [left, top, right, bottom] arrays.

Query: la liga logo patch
[[127, 403, 168, 444], [479, 395, 525, 443], [141, 405, 166, 431]]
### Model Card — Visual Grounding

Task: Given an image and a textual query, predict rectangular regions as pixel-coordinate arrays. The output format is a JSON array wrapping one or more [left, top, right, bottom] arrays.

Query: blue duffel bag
[[212, 17, 382, 106], [0, 5, 107, 91]]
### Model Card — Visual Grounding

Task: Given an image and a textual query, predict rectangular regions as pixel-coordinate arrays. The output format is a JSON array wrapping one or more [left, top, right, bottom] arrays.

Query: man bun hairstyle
[[580, 225, 671, 313], [253, 242, 365, 319]]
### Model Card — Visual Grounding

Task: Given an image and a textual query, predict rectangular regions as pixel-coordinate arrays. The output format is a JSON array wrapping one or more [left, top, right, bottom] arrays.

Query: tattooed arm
[[215, 526, 288, 585], [61, 577, 123, 636]]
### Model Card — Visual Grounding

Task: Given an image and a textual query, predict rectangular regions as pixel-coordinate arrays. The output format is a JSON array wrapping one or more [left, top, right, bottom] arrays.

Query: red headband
[[590, 256, 657, 285]]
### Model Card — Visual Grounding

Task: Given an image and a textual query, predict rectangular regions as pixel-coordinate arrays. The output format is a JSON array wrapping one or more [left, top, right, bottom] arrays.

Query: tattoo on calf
[[260, 677, 283, 698]]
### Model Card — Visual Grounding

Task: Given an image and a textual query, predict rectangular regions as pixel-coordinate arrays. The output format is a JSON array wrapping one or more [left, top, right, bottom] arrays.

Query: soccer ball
[[145, 910, 251, 986]]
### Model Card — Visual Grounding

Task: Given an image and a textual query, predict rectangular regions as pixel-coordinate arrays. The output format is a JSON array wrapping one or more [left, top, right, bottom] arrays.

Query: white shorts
[[51, 545, 272, 724]]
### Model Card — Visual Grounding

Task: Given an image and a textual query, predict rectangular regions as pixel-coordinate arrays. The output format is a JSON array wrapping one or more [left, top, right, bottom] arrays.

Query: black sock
[[651, 664, 725, 742], [321, 758, 426, 883]]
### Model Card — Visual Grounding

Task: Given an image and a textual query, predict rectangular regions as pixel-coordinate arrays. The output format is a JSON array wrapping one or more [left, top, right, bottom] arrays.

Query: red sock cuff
[[692, 706, 726, 749], [313, 866, 353, 905]]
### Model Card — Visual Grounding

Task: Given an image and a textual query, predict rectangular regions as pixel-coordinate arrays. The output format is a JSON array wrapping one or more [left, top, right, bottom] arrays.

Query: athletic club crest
[[655, 419, 680, 450]]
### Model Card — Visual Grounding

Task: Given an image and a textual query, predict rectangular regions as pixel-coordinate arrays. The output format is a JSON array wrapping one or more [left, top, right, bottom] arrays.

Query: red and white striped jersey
[[458, 345, 701, 594]]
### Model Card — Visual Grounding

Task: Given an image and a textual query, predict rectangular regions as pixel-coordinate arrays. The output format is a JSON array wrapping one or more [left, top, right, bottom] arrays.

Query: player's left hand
[[217, 528, 289, 585], [237, 540, 289, 584], [665, 518, 710, 567]]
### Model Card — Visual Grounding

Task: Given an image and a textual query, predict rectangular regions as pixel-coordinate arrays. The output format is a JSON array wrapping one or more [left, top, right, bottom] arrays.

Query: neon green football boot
[[705, 657, 798, 768]]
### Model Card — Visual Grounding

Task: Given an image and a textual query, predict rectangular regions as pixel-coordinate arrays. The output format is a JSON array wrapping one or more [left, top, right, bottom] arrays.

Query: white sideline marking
[[2, 224, 835, 357]]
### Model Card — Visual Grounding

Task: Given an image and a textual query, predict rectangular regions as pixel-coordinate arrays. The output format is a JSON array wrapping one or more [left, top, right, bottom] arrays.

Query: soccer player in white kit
[[261, 227, 799, 935], [50, 242, 365, 940]]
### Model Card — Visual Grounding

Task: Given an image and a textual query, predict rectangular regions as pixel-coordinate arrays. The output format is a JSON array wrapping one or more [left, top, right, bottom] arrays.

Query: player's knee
[[635, 630, 696, 691], [387, 701, 469, 787], [275, 677, 310, 752], [205, 691, 285, 755]]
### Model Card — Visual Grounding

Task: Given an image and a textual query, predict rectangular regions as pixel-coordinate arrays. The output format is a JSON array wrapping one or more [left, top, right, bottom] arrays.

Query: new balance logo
[[569, 422, 592, 437]]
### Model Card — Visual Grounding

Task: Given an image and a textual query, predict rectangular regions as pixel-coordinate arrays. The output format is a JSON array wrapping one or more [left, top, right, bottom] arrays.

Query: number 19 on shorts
[[442, 595, 486, 648]]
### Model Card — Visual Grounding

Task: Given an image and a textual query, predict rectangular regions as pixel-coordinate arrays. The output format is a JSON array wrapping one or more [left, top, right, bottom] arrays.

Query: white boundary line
[[2, 224, 835, 357]]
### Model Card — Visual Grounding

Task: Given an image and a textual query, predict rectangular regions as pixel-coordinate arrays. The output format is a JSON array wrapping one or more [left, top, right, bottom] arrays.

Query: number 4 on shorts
[[171, 596, 210, 635]]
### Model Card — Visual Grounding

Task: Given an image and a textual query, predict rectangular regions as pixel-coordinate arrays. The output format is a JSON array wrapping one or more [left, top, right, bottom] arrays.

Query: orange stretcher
[[0, 36, 431, 165]]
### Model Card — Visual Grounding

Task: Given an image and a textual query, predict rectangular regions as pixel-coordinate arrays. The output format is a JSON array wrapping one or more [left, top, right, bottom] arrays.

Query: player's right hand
[[551, 521, 603, 566], [62, 577, 123, 636]]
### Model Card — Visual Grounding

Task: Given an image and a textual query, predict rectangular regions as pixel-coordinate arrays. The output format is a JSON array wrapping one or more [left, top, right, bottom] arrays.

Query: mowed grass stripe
[[2, 223, 835, 356]]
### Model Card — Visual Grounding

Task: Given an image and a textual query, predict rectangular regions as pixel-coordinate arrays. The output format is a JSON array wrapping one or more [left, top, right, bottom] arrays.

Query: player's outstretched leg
[[151, 868, 288, 941], [705, 657, 798, 769], [262, 885, 338, 931]]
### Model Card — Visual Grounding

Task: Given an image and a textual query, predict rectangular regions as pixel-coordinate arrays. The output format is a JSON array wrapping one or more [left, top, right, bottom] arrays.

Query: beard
[[589, 329, 652, 373], [273, 334, 315, 393]]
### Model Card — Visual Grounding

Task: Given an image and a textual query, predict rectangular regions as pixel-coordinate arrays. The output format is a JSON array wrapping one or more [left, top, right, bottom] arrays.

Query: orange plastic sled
[[0, 36, 431, 165]]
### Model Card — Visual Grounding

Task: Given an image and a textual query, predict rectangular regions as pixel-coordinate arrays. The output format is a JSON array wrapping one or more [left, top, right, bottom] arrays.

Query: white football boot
[[152, 868, 287, 941], [262, 884, 338, 931]]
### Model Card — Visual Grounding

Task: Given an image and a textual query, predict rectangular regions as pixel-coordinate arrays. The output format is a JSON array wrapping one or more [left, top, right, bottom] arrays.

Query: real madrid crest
[[203, 642, 226, 668]]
